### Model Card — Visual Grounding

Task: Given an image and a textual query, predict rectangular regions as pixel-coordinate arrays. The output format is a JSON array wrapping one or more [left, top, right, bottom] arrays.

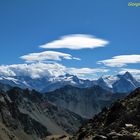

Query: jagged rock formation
[[0, 87, 84, 140], [73, 88, 140, 140]]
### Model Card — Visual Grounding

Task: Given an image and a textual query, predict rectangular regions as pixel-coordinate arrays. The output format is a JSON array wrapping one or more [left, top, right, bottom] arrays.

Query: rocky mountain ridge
[[45, 85, 126, 118]]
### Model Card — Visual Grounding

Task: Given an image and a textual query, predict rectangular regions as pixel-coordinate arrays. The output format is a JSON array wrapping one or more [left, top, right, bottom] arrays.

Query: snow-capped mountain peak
[[0, 72, 139, 93]]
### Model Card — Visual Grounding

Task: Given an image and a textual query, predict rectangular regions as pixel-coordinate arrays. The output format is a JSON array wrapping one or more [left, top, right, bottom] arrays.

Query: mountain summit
[[112, 72, 140, 93]]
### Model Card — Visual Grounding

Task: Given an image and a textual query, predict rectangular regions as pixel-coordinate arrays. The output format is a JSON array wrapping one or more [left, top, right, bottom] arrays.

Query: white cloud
[[20, 51, 80, 63], [0, 63, 66, 79], [39, 34, 109, 50], [98, 55, 140, 67], [0, 63, 108, 79], [0, 65, 16, 77], [67, 67, 109, 77]]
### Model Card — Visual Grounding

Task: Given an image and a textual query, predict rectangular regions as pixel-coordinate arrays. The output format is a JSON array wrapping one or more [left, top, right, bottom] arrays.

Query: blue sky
[[0, 0, 140, 78]]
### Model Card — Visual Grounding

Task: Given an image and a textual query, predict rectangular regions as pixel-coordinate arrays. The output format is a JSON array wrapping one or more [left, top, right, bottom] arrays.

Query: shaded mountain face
[[112, 72, 140, 93], [45, 85, 125, 118], [95, 77, 112, 91], [0, 87, 84, 140], [73, 88, 140, 140], [0, 83, 12, 92], [0, 72, 139, 94]]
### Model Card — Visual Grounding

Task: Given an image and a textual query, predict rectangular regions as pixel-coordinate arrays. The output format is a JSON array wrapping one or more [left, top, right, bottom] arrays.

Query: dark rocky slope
[[0, 90, 49, 140], [0, 87, 84, 140], [46, 85, 126, 118], [73, 88, 140, 140]]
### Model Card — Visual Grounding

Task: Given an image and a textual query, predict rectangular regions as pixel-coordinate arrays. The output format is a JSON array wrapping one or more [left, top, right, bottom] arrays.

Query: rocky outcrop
[[73, 88, 140, 140]]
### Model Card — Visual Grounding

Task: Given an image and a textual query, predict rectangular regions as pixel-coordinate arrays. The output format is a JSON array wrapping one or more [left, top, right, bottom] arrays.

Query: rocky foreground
[[41, 88, 140, 140], [1, 85, 140, 140], [72, 88, 140, 140]]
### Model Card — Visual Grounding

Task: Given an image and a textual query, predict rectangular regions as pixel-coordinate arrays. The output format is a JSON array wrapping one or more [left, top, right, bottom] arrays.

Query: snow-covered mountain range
[[0, 71, 139, 93], [96, 72, 140, 93]]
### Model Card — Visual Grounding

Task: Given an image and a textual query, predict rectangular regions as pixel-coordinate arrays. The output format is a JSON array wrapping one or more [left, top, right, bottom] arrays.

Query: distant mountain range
[[0, 73, 93, 93], [0, 72, 140, 94], [0, 71, 139, 119], [0, 72, 140, 139]]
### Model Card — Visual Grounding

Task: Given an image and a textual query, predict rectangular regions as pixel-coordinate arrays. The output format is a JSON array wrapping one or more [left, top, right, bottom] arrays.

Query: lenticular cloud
[[40, 34, 109, 50]]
